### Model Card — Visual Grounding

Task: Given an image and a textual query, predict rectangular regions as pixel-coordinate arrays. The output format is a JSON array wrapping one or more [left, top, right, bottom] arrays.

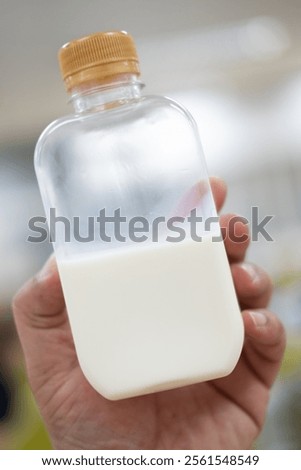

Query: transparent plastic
[[35, 74, 244, 400]]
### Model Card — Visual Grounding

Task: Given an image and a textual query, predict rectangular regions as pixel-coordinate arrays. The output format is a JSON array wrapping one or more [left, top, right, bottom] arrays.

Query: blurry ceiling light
[[276, 72, 301, 155], [170, 90, 246, 174], [171, 85, 293, 177], [237, 17, 291, 61], [140, 16, 290, 73]]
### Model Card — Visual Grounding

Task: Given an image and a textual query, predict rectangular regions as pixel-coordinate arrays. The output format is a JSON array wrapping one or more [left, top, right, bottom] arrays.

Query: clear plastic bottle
[[34, 31, 243, 400]]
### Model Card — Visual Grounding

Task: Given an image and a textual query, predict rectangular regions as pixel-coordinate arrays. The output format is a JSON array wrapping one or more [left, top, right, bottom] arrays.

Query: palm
[[33, 311, 266, 450]]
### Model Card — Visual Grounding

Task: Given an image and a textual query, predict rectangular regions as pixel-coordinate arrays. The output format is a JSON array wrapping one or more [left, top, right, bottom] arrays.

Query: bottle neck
[[69, 74, 143, 114]]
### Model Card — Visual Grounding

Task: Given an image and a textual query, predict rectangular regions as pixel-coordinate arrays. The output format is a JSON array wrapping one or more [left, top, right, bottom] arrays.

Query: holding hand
[[13, 178, 285, 449]]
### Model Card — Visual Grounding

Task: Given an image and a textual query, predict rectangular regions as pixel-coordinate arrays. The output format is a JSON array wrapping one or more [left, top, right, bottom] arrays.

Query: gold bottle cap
[[58, 31, 140, 93]]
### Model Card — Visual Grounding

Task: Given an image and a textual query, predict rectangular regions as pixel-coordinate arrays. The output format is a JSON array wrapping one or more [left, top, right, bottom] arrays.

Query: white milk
[[58, 237, 244, 400]]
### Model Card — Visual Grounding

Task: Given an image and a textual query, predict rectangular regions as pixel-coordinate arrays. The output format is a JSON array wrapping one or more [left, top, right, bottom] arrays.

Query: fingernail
[[240, 263, 261, 286], [37, 255, 56, 282], [249, 310, 268, 327]]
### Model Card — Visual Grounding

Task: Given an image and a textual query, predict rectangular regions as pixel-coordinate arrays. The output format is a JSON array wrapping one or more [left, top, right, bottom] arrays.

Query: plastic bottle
[[34, 31, 244, 400]]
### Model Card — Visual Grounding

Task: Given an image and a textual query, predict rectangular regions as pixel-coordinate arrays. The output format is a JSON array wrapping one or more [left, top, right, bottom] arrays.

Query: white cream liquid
[[58, 238, 244, 400]]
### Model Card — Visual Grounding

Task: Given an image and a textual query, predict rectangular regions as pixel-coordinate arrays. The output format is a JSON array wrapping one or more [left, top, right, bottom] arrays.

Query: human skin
[[13, 177, 285, 449]]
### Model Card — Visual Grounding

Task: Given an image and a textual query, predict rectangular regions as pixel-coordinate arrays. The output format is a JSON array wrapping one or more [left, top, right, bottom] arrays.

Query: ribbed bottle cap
[[58, 31, 140, 93]]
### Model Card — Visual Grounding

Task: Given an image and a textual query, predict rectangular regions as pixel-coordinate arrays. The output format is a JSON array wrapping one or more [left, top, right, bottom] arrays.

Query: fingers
[[175, 176, 249, 264], [220, 213, 250, 263], [209, 176, 227, 212], [174, 176, 227, 217], [211, 309, 285, 433], [12, 255, 66, 331], [210, 178, 250, 262], [231, 262, 273, 310], [242, 309, 286, 387]]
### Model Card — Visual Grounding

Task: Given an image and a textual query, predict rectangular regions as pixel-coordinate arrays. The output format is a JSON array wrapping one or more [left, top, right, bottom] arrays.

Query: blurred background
[[1, 0, 301, 449]]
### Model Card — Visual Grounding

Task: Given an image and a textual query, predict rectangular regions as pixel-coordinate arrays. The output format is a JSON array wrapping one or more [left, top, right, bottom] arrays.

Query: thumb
[[12, 256, 74, 386], [13, 255, 66, 330]]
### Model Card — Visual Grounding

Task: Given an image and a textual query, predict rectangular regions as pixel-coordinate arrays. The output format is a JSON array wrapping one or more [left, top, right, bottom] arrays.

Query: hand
[[13, 177, 285, 449]]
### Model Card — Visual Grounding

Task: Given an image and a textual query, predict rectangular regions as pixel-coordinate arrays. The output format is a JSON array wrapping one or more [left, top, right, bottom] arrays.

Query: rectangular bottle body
[[35, 95, 244, 400]]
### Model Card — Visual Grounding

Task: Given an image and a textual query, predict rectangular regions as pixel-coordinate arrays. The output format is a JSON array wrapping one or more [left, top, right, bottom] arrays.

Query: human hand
[[13, 177, 285, 449]]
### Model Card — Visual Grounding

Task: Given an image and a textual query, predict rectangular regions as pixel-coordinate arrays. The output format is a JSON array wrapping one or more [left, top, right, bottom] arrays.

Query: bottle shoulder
[[34, 114, 76, 166], [142, 94, 198, 125], [34, 94, 198, 168], [38, 94, 195, 133], [39, 93, 195, 132]]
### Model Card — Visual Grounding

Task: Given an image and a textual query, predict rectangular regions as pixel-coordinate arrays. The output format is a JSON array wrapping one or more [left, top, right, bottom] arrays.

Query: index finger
[[209, 176, 227, 213]]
